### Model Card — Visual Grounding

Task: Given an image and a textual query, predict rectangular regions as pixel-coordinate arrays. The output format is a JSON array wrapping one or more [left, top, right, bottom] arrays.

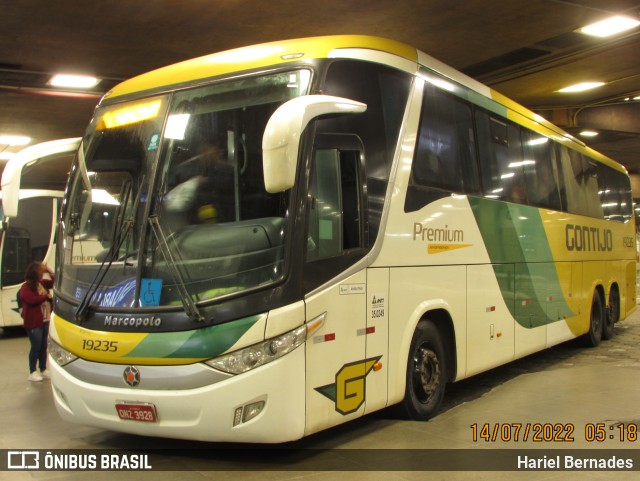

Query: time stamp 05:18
[[470, 423, 638, 443]]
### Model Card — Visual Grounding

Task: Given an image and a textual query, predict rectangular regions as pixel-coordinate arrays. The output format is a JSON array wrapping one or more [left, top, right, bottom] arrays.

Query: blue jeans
[[26, 322, 49, 373]]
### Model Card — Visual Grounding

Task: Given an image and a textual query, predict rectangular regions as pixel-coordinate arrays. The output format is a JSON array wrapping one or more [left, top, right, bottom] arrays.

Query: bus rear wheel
[[398, 321, 447, 421], [603, 286, 620, 340], [581, 290, 604, 347]]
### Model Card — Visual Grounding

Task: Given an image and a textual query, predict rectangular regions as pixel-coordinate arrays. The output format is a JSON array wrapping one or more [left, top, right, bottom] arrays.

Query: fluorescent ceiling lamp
[[579, 130, 599, 137], [91, 189, 120, 206], [0, 135, 31, 146], [49, 74, 100, 89], [165, 114, 191, 140], [558, 82, 605, 93], [528, 137, 549, 146], [508, 160, 536, 168], [578, 16, 640, 37]]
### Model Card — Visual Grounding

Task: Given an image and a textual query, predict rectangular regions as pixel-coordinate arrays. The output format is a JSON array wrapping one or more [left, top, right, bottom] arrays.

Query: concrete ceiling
[[1, 0, 639, 177]]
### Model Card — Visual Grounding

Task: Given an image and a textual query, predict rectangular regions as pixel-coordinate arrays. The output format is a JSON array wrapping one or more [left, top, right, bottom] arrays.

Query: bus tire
[[603, 285, 619, 340], [581, 290, 604, 347], [398, 321, 447, 421]]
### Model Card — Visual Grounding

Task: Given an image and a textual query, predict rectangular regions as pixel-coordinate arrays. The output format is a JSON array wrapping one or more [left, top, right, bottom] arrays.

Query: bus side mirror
[[262, 95, 366, 193]]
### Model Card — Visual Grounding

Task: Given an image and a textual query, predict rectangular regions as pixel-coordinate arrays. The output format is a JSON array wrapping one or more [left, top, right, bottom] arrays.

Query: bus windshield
[[59, 69, 311, 311]]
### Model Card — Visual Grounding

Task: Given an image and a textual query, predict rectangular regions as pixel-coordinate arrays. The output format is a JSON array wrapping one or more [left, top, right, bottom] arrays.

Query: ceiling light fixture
[[49, 74, 100, 89], [557, 82, 605, 93], [579, 130, 599, 137], [578, 16, 640, 37], [0, 135, 31, 146]]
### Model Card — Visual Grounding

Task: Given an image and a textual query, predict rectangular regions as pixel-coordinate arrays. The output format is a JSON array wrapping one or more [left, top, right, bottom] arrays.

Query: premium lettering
[[413, 223, 464, 242]]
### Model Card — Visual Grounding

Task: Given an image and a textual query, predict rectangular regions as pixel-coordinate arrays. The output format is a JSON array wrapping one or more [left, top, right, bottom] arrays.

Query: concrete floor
[[1, 304, 640, 481]]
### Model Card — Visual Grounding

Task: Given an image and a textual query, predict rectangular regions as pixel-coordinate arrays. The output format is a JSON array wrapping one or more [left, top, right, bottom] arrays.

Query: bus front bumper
[[49, 347, 306, 443]]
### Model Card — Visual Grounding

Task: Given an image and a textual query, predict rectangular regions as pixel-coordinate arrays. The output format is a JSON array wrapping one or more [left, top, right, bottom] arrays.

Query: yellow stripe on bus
[[52, 314, 201, 365]]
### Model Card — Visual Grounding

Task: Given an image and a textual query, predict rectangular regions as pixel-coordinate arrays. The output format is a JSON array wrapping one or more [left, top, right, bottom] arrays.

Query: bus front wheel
[[398, 321, 447, 421]]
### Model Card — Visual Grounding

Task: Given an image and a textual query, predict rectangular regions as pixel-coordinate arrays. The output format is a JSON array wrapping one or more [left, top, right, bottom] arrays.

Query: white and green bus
[[48, 36, 636, 443], [0, 138, 79, 329]]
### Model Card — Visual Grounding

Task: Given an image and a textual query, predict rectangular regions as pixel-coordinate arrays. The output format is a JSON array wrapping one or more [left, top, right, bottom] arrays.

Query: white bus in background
[[0, 138, 80, 329]]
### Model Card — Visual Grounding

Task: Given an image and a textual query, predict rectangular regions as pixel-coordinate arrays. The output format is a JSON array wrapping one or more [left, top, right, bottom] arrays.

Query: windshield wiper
[[75, 179, 145, 323], [75, 219, 134, 322], [148, 215, 205, 322]]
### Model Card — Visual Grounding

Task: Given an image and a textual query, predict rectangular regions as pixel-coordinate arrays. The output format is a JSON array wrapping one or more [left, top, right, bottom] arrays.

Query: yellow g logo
[[315, 356, 381, 415]]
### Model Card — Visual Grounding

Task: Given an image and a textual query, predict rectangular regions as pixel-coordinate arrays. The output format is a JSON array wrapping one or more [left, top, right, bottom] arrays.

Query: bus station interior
[[2, 0, 640, 478]]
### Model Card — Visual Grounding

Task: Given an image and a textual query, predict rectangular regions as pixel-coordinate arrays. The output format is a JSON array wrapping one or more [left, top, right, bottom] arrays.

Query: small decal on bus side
[[370, 294, 385, 319], [339, 284, 365, 295]]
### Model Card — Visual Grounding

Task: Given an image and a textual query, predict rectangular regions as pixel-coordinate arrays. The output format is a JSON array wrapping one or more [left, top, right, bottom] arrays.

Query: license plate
[[115, 402, 157, 423]]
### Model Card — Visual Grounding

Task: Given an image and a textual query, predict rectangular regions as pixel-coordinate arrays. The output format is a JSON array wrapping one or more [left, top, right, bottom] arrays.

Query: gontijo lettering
[[565, 224, 612, 252]]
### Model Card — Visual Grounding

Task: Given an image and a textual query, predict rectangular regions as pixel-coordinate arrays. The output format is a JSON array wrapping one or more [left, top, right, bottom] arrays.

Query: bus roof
[[102, 35, 627, 174], [103, 35, 418, 101]]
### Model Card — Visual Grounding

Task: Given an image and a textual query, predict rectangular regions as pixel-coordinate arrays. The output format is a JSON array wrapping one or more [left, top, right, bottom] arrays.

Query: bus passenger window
[[476, 111, 526, 204], [597, 163, 633, 222], [521, 131, 562, 211], [559, 147, 603, 218], [405, 81, 478, 212]]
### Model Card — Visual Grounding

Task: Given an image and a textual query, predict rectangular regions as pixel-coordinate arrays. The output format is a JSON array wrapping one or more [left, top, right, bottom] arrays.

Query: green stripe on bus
[[469, 197, 575, 327], [124, 314, 263, 359]]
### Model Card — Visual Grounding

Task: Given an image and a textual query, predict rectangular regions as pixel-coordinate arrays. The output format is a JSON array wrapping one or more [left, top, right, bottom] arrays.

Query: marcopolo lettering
[[104, 315, 161, 327], [565, 224, 613, 252]]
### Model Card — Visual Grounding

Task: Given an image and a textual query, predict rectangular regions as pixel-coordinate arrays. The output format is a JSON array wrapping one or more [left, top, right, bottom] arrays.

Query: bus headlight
[[204, 324, 307, 374], [48, 338, 78, 366], [205, 313, 327, 375]]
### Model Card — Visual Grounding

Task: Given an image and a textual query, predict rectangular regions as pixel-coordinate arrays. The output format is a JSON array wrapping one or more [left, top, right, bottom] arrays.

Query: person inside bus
[[163, 140, 234, 225], [20, 261, 54, 382]]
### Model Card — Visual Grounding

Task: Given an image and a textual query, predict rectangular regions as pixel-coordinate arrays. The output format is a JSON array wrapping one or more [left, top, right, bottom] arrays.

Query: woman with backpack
[[20, 261, 54, 382]]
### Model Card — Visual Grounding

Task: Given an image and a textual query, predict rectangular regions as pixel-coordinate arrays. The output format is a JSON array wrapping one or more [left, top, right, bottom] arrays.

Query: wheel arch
[[392, 302, 458, 403], [420, 308, 457, 383]]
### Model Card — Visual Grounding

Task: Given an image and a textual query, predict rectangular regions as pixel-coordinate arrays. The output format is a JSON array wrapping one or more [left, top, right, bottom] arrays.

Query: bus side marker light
[[53, 386, 71, 410], [357, 326, 376, 336], [486, 306, 496, 312], [313, 333, 336, 343], [373, 362, 383, 372]]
